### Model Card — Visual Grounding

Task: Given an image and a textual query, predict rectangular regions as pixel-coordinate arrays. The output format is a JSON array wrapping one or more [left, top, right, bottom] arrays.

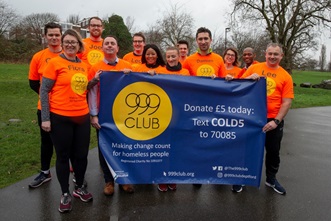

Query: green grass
[[292, 70, 331, 108], [0, 63, 330, 188], [0, 63, 97, 188]]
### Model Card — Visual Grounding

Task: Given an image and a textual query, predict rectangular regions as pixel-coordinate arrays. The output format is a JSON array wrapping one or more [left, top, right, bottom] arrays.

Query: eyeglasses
[[226, 53, 235, 57], [90, 24, 102, 28], [63, 41, 78, 46], [133, 40, 144, 44]]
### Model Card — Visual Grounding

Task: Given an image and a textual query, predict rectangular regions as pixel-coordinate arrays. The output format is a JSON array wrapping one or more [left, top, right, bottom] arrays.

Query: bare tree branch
[[231, 0, 331, 72]]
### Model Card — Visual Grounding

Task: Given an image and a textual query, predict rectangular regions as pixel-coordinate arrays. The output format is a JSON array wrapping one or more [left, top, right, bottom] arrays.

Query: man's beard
[[91, 31, 101, 38]]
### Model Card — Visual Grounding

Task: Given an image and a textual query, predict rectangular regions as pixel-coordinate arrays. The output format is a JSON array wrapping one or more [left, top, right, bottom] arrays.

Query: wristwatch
[[273, 119, 281, 125]]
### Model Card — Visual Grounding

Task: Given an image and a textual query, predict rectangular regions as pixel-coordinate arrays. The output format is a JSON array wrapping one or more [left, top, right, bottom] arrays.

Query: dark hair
[[141, 44, 165, 67], [177, 40, 189, 49], [243, 47, 255, 54], [133, 32, 146, 42], [102, 35, 118, 46], [224, 47, 240, 67], [196, 27, 212, 39], [88, 16, 103, 26], [61, 29, 84, 53], [44, 22, 62, 35]]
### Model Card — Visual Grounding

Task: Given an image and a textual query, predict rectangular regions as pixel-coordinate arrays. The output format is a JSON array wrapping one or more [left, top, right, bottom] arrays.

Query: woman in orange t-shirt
[[156, 46, 189, 192], [223, 47, 242, 80], [133, 44, 166, 74], [160, 46, 190, 76], [40, 29, 93, 213]]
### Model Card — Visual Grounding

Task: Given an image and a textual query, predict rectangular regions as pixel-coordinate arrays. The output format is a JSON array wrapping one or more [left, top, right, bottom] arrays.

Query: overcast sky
[[7, 0, 331, 60], [8, 0, 231, 33]]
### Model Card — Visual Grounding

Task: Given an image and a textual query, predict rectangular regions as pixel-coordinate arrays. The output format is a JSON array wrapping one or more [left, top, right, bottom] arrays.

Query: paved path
[[1, 107, 331, 221]]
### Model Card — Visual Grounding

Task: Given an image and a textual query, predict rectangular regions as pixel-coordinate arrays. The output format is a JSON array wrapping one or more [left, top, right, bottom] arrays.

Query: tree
[[19, 13, 60, 45], [102, 14, 132, 58], [67, 14, 80, 25], [230, 31, 270, 63], [295, 57, 318, 70], [230, 0, 331, 73], [125, 16, 136, 34], [319, 44, 326, 71], [0, 0, 19, 37], [212, 28, 270, 63], [147, 3, 195, 51]]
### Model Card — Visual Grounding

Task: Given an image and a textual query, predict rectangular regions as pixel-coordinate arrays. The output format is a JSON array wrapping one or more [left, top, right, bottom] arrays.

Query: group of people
[[28, 16, 293, 213]]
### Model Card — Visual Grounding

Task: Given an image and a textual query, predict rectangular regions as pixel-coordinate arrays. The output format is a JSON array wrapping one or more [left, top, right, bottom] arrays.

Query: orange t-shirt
[[133, 64, 165, 73], [88, 59, 132, 79], [237, 60, 259, 78], [28, 48, 62, 110], [158, 66, 190, 76], [123, 52, 142, 69], [225, 66, 242, 79], [179, 58, 187, 66], [183, 52, 226, 77], [241, 62, 294, 118], [88, 59, 132, 111], [43, 56, 89, 117], [78, 38, 104, 68]]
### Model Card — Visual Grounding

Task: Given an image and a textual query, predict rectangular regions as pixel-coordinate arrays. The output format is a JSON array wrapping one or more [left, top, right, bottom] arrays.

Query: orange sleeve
[[29, 52, 42, 80], [29, 49, 61, 80], [216, 55, 226, 78]]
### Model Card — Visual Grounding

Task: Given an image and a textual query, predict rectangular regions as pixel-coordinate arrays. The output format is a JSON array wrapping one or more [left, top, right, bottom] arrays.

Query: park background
[[0, 0, 331, 188]]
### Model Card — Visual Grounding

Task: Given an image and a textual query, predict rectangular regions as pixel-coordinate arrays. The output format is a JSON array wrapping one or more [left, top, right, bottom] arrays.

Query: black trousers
[[37, 110, 53, 171], [96, 129, 114, 183], [265, 118, 284, 179], [50, 112, 90, 194]]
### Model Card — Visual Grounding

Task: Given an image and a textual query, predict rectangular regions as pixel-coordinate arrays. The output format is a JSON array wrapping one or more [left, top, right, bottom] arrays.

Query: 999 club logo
[[197, 64, 214, 76], [112, 82, 172, 140]]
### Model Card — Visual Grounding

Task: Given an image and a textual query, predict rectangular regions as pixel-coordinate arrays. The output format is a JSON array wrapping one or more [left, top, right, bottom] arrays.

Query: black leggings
[[37, 110, 53, 171], [50, 113, 90, 194]]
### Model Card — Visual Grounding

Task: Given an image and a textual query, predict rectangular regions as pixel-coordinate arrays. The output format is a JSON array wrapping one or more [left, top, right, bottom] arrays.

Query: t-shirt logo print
[[266, 78, 276, 96], [71, 73, 88, 95], [197, 64, 214, 76], [113, 82, 172, 141], [88, 50, 103, 65]]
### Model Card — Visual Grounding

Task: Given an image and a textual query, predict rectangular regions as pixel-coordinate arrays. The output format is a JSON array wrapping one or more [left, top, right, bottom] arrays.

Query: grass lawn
[[0, 63, 97, 188], [292, 70, 331, 108], [0, 63, 330, 188]]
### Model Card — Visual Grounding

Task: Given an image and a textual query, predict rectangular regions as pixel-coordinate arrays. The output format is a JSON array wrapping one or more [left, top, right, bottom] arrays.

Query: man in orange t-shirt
[[28, 22, 62, 188], [177, 39, 189, 64], [183, 27, 226, 78], [237, 47, 259, 78], [78, 17, 104, 69], [88, 35, 134, 195], [123, 32, 146, 69], [237, 43, 294, 195]]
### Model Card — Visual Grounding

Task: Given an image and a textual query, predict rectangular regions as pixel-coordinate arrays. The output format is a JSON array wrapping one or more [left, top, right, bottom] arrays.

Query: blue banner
[[98, 72, 266, 187]]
